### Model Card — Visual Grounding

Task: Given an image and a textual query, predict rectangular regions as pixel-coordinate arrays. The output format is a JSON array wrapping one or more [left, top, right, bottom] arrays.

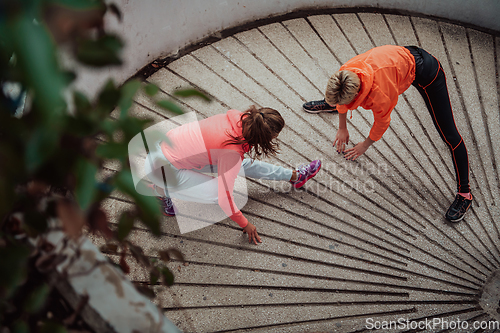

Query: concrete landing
[[99, 12, 500, 333]]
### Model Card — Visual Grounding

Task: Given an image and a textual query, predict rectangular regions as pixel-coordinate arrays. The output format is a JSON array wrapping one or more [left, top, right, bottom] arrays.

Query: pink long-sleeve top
[[160, 109, 250, 228]]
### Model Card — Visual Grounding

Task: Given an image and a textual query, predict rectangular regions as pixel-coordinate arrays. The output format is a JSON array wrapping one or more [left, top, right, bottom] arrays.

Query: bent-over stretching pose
[[146, 106, 321, 244], [303, 45, 471, 222]]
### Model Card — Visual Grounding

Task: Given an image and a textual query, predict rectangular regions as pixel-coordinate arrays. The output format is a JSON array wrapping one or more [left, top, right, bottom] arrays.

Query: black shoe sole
[[445, 199, 472, 223], [446, 214, 465, 223], [303, 106, 337, 114]]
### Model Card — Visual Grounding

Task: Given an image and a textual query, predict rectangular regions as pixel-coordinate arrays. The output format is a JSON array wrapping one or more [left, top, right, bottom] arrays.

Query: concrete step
[[99, 12, 500, 333]]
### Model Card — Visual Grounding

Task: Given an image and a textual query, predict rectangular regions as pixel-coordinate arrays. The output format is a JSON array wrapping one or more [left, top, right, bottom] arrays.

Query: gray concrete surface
[[98, 12, 500, 333], [75, 1, 500, 99]]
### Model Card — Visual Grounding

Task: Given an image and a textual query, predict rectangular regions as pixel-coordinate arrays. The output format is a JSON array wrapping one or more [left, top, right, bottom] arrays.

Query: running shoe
[[445, 194, 472, 222], [291, 160, 322, 189], [303, 99, 337, 113], [148, 184, 175, 216]]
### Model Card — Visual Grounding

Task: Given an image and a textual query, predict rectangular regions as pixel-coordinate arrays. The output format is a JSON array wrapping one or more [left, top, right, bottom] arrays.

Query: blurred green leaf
[[117, 211, 134, 242], [25, 128, 59, 173], [64, 115, 94, 137], [62, 70, 76, 84], [47, 0, 106, 11], [115, 171, 160, 235], [96, 180, 114, 194], [159, 266, 174, 286], [0, 177, 15, 221], [166, 248, 184, 261], [76, 35, 123, 67], [40, 321, 67, 333], [75, 158, 98, 211], [0, 244, 30, 298], [24, 210, 49, 235], [0, 128, 24, 217], [173, 88, 211, 102], [144, 83, 159, 96], [119, 117, 151, 142], [97, 79, 120, 115], [100, 243, 118, 253], [135, 285, 155, 299], [11, 320, 29, 333], [74, 91, 91, 115], [96, 142, 128, 160], [24, 283, 50, 313], [11, 13, 66, 120], [93, 179, 115, 204], [119, 79, 141, 118], [99, 119, 118, 137], [159, 250, 170, 262], [156, 100, 183, 115], [150, 267, 160, 285]]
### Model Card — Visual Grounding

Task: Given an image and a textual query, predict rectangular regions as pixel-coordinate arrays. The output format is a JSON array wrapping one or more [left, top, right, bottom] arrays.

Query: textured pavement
[[98, 12, 500, 333]]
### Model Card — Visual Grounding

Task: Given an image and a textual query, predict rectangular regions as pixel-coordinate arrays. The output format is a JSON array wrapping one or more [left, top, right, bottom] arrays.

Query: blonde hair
[[225, 106, 285, 160], [325, 70, 360, 106]]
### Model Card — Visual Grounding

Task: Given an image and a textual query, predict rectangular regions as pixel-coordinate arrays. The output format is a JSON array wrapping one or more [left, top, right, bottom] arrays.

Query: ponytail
[[225, 106, 285, 159]]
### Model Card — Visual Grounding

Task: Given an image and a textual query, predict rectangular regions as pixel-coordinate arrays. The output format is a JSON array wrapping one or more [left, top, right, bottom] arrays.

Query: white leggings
[[145, 142, 293, 204]]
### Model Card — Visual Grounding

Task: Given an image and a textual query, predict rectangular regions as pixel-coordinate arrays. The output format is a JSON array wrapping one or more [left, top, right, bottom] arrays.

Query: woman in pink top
[[146, 106, 321, 244]]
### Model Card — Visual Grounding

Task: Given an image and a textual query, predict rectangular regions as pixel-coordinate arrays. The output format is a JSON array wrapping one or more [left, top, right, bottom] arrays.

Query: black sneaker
[[445, 194, 472, 222], [303, 99, 337, 113]]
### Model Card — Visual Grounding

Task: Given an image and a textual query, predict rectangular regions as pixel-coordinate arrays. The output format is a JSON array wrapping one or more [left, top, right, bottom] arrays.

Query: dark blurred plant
[[0, 0, 206, 331]]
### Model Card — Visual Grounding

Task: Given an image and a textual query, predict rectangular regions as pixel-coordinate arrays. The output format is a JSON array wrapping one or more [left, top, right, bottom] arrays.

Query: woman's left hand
[[344, 139, 373, 160], [243, 222, 262, 245]]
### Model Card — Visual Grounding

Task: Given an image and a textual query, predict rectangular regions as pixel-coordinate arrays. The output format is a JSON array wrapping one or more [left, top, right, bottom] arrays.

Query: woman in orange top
[[303, 45, 471, 222]]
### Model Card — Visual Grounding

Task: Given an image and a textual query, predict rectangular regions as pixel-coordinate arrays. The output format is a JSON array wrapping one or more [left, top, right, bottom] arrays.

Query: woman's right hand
[[243, 222, 262, 245], [333, 128, 350, 153]]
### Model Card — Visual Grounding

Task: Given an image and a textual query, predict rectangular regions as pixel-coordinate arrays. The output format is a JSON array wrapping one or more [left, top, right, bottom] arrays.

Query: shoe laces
[[451, 195, 468, 211], [296, 164, 309, 176], [153, 185, 173, 209], [160, 197, 173, 209]]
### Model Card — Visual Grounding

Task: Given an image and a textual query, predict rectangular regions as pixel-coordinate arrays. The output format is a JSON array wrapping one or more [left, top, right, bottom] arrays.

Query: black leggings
[[404, 46, 470, 193]]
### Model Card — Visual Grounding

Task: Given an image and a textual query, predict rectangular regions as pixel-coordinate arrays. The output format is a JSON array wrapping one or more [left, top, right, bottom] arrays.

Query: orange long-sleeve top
[[161, 110, 250, 228], [336, 45, 416, 141]]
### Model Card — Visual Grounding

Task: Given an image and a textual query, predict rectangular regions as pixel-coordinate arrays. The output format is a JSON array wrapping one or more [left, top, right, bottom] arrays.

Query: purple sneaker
[[290, 160, 322, 189], [148, 184, 175, 216]]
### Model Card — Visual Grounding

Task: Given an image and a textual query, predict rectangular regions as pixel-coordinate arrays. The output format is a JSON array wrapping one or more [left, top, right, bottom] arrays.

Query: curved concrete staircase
[[99, 12, 500, 333]]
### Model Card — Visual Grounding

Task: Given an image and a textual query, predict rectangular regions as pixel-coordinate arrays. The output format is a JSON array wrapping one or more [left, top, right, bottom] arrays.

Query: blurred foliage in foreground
[[0, 0, 207, 331]]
